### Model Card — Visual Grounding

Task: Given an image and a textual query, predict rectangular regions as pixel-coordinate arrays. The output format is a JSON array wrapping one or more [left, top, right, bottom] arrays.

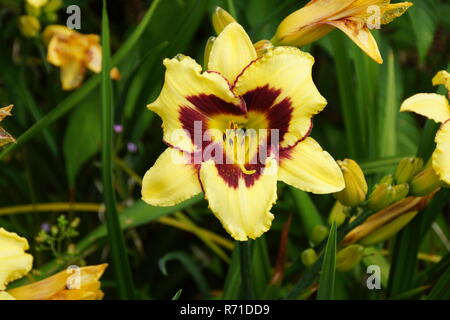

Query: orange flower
[[43, 25, 102, 90]]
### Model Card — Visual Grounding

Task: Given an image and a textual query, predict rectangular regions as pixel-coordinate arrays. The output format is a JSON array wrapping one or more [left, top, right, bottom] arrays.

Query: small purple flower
[[127, 142, 138, 153], [113, 124, 123, 133], [40, 222, 51, 232]]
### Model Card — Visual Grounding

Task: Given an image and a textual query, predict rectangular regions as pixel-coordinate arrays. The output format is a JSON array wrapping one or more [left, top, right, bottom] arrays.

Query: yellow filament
[[239, 164, 256, 175]]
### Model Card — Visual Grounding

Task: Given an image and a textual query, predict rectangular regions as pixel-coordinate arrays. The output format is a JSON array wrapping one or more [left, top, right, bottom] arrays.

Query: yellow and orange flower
[[43, 25, 102, 91], [0, 105, 16, 147], [141, 22, 345, 241], [400, 70, 450, 185], [0, 227, 107, 300], [272, 0, 413, 64]]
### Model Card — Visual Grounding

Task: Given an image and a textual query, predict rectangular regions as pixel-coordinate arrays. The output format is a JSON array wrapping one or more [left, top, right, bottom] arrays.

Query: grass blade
[[101, 0, 134, 300], [317, 222, 337, 300], [239, 240, 254, 299]]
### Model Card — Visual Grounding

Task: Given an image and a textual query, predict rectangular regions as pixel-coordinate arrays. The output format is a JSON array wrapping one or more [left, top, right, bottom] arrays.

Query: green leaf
[[317, 222, 337, 300], [290, 188, 323, 241], [427, 268, 450, 300], [63, 95, 101, 187], [407, 0, 438, 63], [159, 251, 210, 298], [101, 0, 134, 300], [223, 244, 242, 299], [172, 289, 183, 300]]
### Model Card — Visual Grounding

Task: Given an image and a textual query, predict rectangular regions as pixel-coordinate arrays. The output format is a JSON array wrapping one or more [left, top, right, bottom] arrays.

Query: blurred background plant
[[0, 0, 449, 300]]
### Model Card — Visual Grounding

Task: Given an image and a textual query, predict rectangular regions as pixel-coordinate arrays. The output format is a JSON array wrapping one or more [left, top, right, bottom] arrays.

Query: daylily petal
[[432, 121, 450, 185], [199, 158, 278, 241], [432, 70, 450, 91], [0, 292, 15, 300], [148, 55, 244, 153], [142, 148, 202, 206], [208, 22, 257, 83], [60, 59, 86, 91], [273, 0, 355, 45], [278, 137, 345, 194], [381, 2, 413, 25], [0, 127, 15, 147], [233, 47, 327, 149], [43, 25, 74, 47], [8, 264, 107, 300], [0, 228, 33, 291], [86, 43, 102, 73], [326, 20, 382, 64], [400, 93, 450, 123], [0, 105, 13, 122]]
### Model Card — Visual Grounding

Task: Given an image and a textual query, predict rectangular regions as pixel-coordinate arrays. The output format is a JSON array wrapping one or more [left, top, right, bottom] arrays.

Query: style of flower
[[0, 105, 15, 147], [272, 0, 413, 64], [0, 228, 107, 300], [43, 25, 102, 91], [400, 70, 450, 185], [141, 22, 344, 241]]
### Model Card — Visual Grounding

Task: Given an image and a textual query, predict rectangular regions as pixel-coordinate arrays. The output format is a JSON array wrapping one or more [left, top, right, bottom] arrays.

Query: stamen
[[239, 164, 256, 175]]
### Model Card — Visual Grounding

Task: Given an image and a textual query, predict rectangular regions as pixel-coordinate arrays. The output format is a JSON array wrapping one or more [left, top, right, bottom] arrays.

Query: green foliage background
[[0, 0, 449, 300]]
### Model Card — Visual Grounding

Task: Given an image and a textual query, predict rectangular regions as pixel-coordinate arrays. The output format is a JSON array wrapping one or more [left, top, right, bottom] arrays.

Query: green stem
[[101, 0, 134, 300], [239, 241, 254, 299]]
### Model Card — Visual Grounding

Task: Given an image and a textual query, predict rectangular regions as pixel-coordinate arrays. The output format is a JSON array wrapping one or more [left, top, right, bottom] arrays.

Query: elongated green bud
[[311, 224, 329, 245], [204, 36, 215, 69], [328, 201, 347, 227], [359, 211, 418, 245], [367, 183, 392, 211], [43, 0, 62, 13], [390, 183, 410, 203], [410, 165, 443, 196], [212, 7, 236, 34], [18, 15, 41, 38], [336, 245, 364, 272], [301, 248, 318, 267], [334, 159, 368, 207], [395, 157, 423, 184]]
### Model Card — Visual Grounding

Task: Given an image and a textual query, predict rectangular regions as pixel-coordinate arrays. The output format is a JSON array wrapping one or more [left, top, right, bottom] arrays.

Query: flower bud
[[334, 159, 368, 207], [311, 224, 328, 245], [254, 40, 274, 57], [336, 245, 364, 272], [25, 2, 43, 17], [44, 0, 62, 13], [328, 201, 347, 227], [212, 7, 236, 34], [301, 248, 318, 267], [51, 225, 58, 236], [390, 183, 410, 204], [395, 157, 423, 184], [410, 165, 443, 196], [204, 36, 215, 68], [367, 183, 392, 211], [18, 15, 41, 38], [359, 211, 418, 246]]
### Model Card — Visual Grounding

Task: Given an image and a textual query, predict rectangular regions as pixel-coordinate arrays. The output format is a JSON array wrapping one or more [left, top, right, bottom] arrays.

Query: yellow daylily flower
[[400, 70, 450, 185], [43, 25, 102, 91], [272, 0, 413, 64], [7, 264, 108, 300], [0, 227, 107, 300], [0, 105, 16, 147], [141, 22, 345, 241], [0, 228, 33, 291]]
